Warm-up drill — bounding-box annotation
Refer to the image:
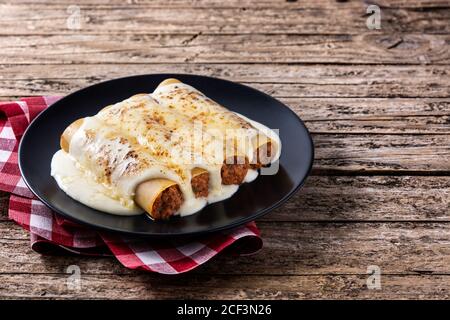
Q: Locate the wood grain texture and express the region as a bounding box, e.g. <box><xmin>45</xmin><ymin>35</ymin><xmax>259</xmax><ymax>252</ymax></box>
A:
<box><xmin>1</xmin><ymin>0</ymin><xmax>449</xmax><ymax>300</ymax></box>
<box><xmin>313</xmin><ymin>134</ymin><xmax>450</xmax><ymax>174</ymax></box>
<box><xmin>1</xmin><ymin>64</ymin><xmax>450</xmax><ymax>99</ymax></box>
<box><xmin>2</xmin><ymin>273</ymin><xmax>450</xmax><ymax>299</ymax></box>
<box><xmin>6</xmin><ymin>0</ymin><xmax>450</xmax><ymax>7</ymax></box>
<box><xmin>270</xmin><ymin>176</ymin><xmax>450</xmax><ymax>221</ymax></box>
<box><xmin>1</xmin><ymin>1</ymin><xmax>449</xmax><ymax>35</ymax></box>
<box><xmin>1</xmin><ymin>220</ymin><xmax>450</xmax><ymax>276</ymax></box>
<box><xmin>293</xmin><ymin>98</ymin><xmax>450</xmax><ymax>134</ymax></box>
<box><xmin>1</xmin><ymin>33</ymin><xmax>449</xmax><ymax>65</ymax></box>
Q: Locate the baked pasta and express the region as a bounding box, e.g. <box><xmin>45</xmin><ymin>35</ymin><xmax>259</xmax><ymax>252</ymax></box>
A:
<box><xmin>51</xmin><ymin>79</ymin><xmax>281</xmax><ymax>220</ymax></box>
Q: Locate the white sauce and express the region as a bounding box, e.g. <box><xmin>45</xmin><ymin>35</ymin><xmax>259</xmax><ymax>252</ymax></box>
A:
<box><xmin>51</xmin><ymin>149</ymin><xmax>143</xmax><ymax>215</ymax></box>
<box><xmin>244</xmin><ymin>169</ymin><xmax>259</xmax><ymax>183</ymax></box>
<box><xmin>51</xmin><ymin>87</ymin><xmax>281</xmax><ymax>217</ymax></box>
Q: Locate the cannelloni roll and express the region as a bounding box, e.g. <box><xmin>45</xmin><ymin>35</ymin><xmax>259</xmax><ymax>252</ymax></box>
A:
<box><xmin>153</xmin><ymin>79</ymin><xmax>277</xmax><ymax>172</ymax></box>
<box><xmin>51</xmin><ymin>78</ymin><xmax>281</xmax><ymax>220</ymax></box>
<box><xmin>57</xmin><ymin>95</ymin><xmax>213</xmax><ymax>219</ymax></box>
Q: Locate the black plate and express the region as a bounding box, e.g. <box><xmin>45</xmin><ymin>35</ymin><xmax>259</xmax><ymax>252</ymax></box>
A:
<box><xmin>19</xmin><ymin>74</ymin><xmax>313</xmax><ymax>237</ymax></box>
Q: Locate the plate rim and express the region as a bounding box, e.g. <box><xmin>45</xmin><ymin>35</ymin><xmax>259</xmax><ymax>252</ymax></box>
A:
<box><xmin>18</xmin><ymin>73</ymin><xmax>314</xmax><ymax>237</ymax></box>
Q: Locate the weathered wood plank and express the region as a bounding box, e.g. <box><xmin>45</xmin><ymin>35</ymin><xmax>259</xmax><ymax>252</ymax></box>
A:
<box><xmin>1</xmin><ymin>273</ymin><xmax>450</xmax><ymax>299</ymax></box>
<box><xmin>1</xmin><ymin>63</ymin><xmax>449</xmax><ymax>87</ymax></box>
<box><xmin>270</xmin><ymin>176</ymin><xmax>450</xmax><ymax>221</ymax></box>
<box><xmin>313</xmin><ymin>134</ymin><xmax>450</xmax><ymax>174</ymax></box>
<box><xmin>1</xmin><ymin>2</ymin><xmax>449</xmax><ymax>35</ymax></box>
<box><xmin>1</xmin><ymin>176</ymin><xmax>449</xmax><ymax>223</ymax></box>
<box><xmin>306</xmin><ymin>117</ymin><xmax>450</xmax><ymax>134</ymax></box>
<box><xmin>0</xmin><ymin>64</ymin><xmax>449</xmax><ymax>99</ymax></box>
<box><xmin>291</xmin><ymin>98</ymin><xmax>450</xmax><ymax>134</ymax></box>
<box><xmin>0</xmin><ymin>34</ymin><xmax>448</xmax><ymax>64</ymax></box>
<box><xmin>1</xmin><ymin>221</ymin><xmax>450</xmax><ymax>276</ymax></box>
<box><xmin>7</xmin><ymin>0</ymin><xmax>450</xmax><ymax>8</ymax></box>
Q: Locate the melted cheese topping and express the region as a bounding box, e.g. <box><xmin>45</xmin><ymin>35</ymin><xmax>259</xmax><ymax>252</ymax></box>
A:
<box><xmin>51</xmin><ymin>83</ymin><xmax>281</xmax><ymax>216</ymax></box>
<box><xmin>153</xmin><ymin>83</ymin><xmax>263</xmax><ymax>162</ymax></box>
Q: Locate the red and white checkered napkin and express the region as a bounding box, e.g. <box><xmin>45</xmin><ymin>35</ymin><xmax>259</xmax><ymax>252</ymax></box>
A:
<box><xmin>0</xmin><ymin>96</ymin><xmax>262</xmax><ymax>274</ymax></box>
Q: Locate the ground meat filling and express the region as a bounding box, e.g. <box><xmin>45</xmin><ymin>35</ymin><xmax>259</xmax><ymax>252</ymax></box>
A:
<box><xmin>151</xmin><ymin>185</ymin><xmax>183</xmax><ymax>220</ymax></box>
<box><xmin>221</xmin><ymin>156</ymin><xmax>249</xmax><ymax>185</ymax></box>
<box><xmin>191</xmin><ymin>172</ymin><xmax>209</xmax><ymax>198</ymax></box>
<box><xmin>251</xmin><ymin>141</ymin><xmax>273</xmax><ymax>169</ymax></box>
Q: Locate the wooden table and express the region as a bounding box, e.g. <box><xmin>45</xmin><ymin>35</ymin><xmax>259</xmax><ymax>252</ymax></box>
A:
<box><xmin>0</xmin><ymin>0</ymin><xmax>449</xmax><ymax>299</ymax></box>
